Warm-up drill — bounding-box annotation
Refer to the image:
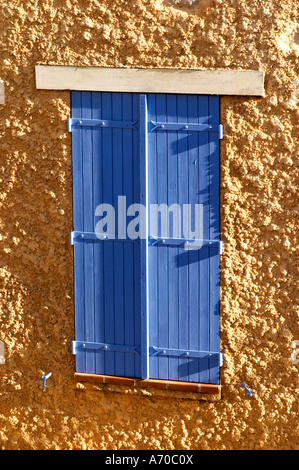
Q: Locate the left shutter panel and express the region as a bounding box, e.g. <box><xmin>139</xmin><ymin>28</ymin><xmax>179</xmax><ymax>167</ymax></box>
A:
<box><xmin>70</xmin><ymin>91</ymin><xmax>142</xmax><ymax>377</ymax></box>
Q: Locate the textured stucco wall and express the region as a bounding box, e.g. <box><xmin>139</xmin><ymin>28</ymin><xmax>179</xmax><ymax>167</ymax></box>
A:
<box><xmin>0</xmin><ymin>0</ymin><xmax>298</xmax><ymax>450</ymax></box>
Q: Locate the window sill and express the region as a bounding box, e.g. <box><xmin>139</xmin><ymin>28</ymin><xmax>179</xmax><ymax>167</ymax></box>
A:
<box><xmin>74</xmin><ymin>373</ymin><xmax>221</xmax><ymax>401</ymax></box>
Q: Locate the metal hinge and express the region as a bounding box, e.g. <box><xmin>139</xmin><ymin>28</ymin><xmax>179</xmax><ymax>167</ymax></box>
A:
<box><xmin>67</xmin><ymin>118</ymin><xmax>138</xmax><ymax>132</ymax></box>
<box><xmin>70</xmin><ymin>231</ymin><xmax>138</xmax><ymax>245</ymax></box>
<box><xmin>150</xmin><ymin>346</ymin><xmax>223</xmax><ymax>366</ymax></box>
<box><xmin>151</xmin><ymin>236</ymin><xmax>223</xmax><ymax>253</ymax></box>
<box><xmin>151</xmin><ymin>121</ymin><xmax>223</xmax><ymax>139</ymax></box>
<box><xmin>72</xmin><ymin>341</ymin><xmax>140</xmax><ymax>355</ymax></box>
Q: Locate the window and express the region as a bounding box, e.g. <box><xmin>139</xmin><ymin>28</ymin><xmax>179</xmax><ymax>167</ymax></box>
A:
<box><xmin>69</xmin><ymin>91</ymin><xmax>222</xmax><ymax>386</ymax></box>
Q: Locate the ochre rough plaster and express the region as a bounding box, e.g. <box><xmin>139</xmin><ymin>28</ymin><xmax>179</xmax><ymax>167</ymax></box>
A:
<box><xmin>0</xmin><ymin>0</ymin><xmax>298</xmax><ymax>450</ymax></box>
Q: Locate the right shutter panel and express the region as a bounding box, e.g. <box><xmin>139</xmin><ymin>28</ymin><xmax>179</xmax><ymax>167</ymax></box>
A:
<box><xmin>147</xmin><ymin>94</ymin><xmax>221</xmax><ymax>385</ymax></box>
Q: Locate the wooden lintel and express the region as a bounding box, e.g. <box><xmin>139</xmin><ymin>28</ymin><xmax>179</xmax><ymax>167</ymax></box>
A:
<box><xmin>35</xmin><ymin>65</ymin><xmax>265</xmax><ymax>96</ymax></box>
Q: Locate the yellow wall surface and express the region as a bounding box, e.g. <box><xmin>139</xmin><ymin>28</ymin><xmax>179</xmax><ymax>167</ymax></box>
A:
<box><xmin>0</xmin><ymin>0</ymin><xmax>298</xmax><ymax>450</ymax></box>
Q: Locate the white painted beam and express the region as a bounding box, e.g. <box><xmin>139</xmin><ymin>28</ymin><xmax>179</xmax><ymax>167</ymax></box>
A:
<box><xmin>35</xmin><ymin>65</ymin><xmax>265</xmax><ymax>96</ymax></box>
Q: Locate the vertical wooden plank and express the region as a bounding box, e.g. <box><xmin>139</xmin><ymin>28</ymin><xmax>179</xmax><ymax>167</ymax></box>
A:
<box><xmin>187</xmin><ymin>95</ymin><xmax>200</xmax><ymax>382</ymax></box>
<box><xmin>81</xmin><ymin>91</ymin><xmax>95</xmax><ymax>374</ymax></box>
<box><xmin>156</xmin><ymin>94</ymin><xmax>169</xmax><ymax>381</ymax></box>
<box><xmin>147</xmin><ymin>93</ymin><xmax>158</xmax><ymax>379</ymax></box>
<box><xmin>71</xmin><ymin>91</ymin><xmax>85</xmax><ymax>373</ymax></box>
<box><xmin>198</xmin><ymin>95</ymin><xmax>210</xmax><ymax>384</ymax></box>
<box><xmin>208</xmin><ymin>96</ymin><xmax>221</xmax><ymax>384</ymax></box>
<box><xmin>112</xmin><ymin>93</ymin><xmax>125</xmax><ymax>377</ymax></box>
<box><xmin>102</xmin><ymin>92</ymin><xmax>115</xmax><ymax>375</ymax></box>
<box><xmin>177</xmin><ymin>94</ymin><xmax>189</xmax><ymax>381</ymax></box>
<box><xmin>133</xmin><ymin>93</ymin><xmax>142</xmax><ymax>378</ymax></box>
<box><xmin>166</xmin><ymin>94</ymin><xmax>179</xmax><ymax>381</ymax></box>
<box><xmin>139</xmin><ymin>94</ymin><xmax>149</xmax><ymax>379</ymax></box>
<box><xmin>91</xmin><ymin>92</ymin><xmax>105</xmax><ymax>375</ymax></box>
<box><xmin>122</xmin><ymin>93</ymin><xmax>135</xmax><ymax>378</ymax></box>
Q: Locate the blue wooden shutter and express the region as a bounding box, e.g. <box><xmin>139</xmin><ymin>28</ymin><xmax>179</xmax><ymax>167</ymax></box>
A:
<box><xmin>147</xmin><ymin>94</ymin><xmax>222</xmax><ymax>385</ymax></box>
<box><xmin>70</xmin><ymin>92</ymin><xmax>222</xmax><ymax>384</ymax></box>
<box><xmin>70</xmin><ymin>91</ymin><xmax>142</xmax><ymax>377</ymax></box>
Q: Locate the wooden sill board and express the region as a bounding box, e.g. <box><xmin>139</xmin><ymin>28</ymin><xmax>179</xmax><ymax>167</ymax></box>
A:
<box><xmin>74</xmin><ymin>372</ymin><xmax>220</xmax><ymax>394</ymax></box>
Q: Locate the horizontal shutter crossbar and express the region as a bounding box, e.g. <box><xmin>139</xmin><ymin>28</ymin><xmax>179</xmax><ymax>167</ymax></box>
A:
<box><xmin>70</xmin><ymin>231</ymin><xmax>137</xmax><ymax>245</ymax></box>
<box><xmin>68</xmin><ymin>118</ymin><xmax>138</xmax><ymax>132</ymax></box>
<box><xmin>151</xmin><ymin>236</ymin><xmax>223</xmax><ymax>251</ymax></box>
<box><xmin>72</xmin><ymin>341</ymin><xmax>140</xmax><ymax>355</ymax></box>
<box><xmin>151</xmin><ymin>121</ymin><xmax>223</xmax><ymax>138</ymax></box>
<box><xmin>150</xmin><ymin>346</ymin><xmax>222</xmax><ymax>365</ymax></box>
